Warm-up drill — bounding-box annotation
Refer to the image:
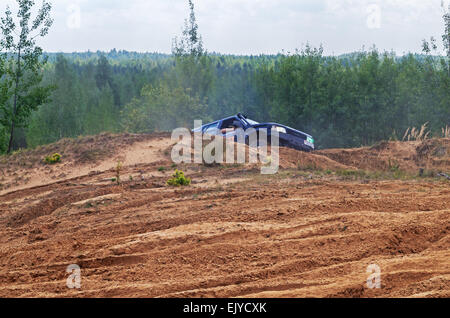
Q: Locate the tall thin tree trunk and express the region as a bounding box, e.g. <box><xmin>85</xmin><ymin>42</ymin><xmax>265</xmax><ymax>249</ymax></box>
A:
<box><xmin>7</xmin><ymin>47</ymin><xmax>21</xmax><ymax>154</ymax></box>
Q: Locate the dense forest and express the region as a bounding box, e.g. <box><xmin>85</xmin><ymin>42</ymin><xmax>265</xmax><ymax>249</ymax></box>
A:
<box><xmin>0</xmin><ymin>1</ymin><xmax>449</xmax><ymax>153</ymax></box>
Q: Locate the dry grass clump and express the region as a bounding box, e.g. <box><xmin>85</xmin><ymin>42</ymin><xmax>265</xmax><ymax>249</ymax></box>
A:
<box><xmin>403</xmin><ymin>123</ymin><xmax>431</xmax><ymax>141</ymax></box>
<box><xmin>442</xmin><ymin>126</ymin><xmax>450</xmax><ymax>138</ymax></box>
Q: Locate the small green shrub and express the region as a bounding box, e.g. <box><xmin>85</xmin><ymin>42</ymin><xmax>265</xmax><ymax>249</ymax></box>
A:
<box><xmin>167</xmin><ymin>169</ymin><xmax>191</xmax><ymax>187</ymax></box>
<box><xmin>44</xmin><ymin>153</ymin><xmax>61</xmax><ymax>164</ymax></box>
<box><xmin>158</xmin><ymin>167</ymin><xmax>166</xmax><ymax>172</ymax></box>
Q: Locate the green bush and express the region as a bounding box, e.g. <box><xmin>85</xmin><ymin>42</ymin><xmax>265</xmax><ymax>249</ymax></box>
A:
<box><xmin>167</xmin><ymin>169</ymin><xmax>191</xmax><ymax>187</ymax></box>
<box><xmin>44</xmin><ymin>153</ymin><xmax>61</xmax><ymax>164</ymax></box>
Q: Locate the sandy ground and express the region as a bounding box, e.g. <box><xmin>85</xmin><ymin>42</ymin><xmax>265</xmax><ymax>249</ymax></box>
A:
<box><xmin>0</xmin><ymin>134</ymin><xmax>448</xmax><ymax>298</ymax></box>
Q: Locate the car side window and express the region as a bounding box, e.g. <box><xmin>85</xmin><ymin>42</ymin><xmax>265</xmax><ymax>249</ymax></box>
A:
<box><xmin>219</xmin><ymin>119</ymin><xmax>232</xmax><ymax>129</ymax></box>
<box><xmin>220</xmin><ymin>117</ymin><xmax>243</xmax><ymax>129</ymax></box>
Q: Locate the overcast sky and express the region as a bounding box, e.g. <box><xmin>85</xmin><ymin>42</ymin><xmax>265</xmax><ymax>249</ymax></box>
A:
<box><xmin>1</xmin><ymin>0</ymin><xmax>449</xmax><ymax>55</ymax></box>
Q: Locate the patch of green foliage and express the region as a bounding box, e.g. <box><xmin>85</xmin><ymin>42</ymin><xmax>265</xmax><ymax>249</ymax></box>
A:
<box><xmin>167</xmin><ymin>169</ymin><xmax>191</xmax><ymax>187</ymax></box>
<box><xmin>0</xmin><ymin>0</ymin><xmax>54</xmax><ymax>154</ymax></box>
<box><xmin>44</xmin><ymin>153</ymin><xmax>61</xmax><ymax>165</ymax></box>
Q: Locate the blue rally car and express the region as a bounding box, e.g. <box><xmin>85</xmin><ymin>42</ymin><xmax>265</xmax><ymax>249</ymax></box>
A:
<box><xmin>193</xmin><ymin>113</ymin><xmax>315</xmax><ymax>152</ymax></box>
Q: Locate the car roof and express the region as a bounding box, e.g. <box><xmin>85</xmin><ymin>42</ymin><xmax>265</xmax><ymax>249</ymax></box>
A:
<box><xmin>203</xmin><ymin>115</ymin><xmax>240</xmax><ymax>126</ymax></box>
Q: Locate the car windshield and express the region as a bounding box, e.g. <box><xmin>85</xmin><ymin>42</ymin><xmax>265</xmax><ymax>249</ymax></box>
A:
<box><xmin>204</xmin><ymin>122</ymin><xmax>219</xmax><ymax>132</ymax></box>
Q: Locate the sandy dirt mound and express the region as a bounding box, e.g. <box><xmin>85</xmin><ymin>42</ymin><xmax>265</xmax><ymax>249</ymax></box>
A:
<box><xmin>318</xmin><ymin>139</ymin><xmax>450</xmax><ymax>173</ymax></box>
<box><xmin>414</xmin><ymin>139</ymin><xmax>450</xmax><ymax>171</ymax></box>
<box><xmin>194</xmin><ymin>137</ymin><xmax>450</xmax><ymax>174</ymax></box>
<box><xmin>278</xmin><ymin>147</ymin><xmax>352</xmax><ymax>170</ymax></box>
<box><xmin>0</xmin><ymin>132</ymin><xmax>173</xmax><ymax>195</ymax></box>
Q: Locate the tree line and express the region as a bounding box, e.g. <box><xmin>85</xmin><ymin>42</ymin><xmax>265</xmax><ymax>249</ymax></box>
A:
<box><xmin>0</xmin><ymin>0</ymin><xmax>449</xmax><ymax>153</ymax></box>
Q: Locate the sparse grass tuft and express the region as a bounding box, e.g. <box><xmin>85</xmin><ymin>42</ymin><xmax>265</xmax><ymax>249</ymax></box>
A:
<box><xmin>418</xmin><ymin>169</ymin><xmax>437</xmax><ymax>178</ymax></box>
<box><xmin>388</xmin><ymin>158</ymin><xmax>400</xmax><ymax>172</ymax></box>
<box><xmin>115</xmin><ymin>161</ymin><xmax>122</xmax><ymax>185</ymax></box>
<box><xmin>336</xmin><ymin>169</ymin><xmax>367</xmax><ymax>180</ymax></box>
<box><xmin>297</xmin><ymin>161</ymin><xmax>320</xmax><ymax>171</ymax></box>
<box><xmin>334</xmin><ymin>168</ymin><xmax>411</xmax><ymax>180</ymax></box>
<box><xmin>77</xmin><ymin>149</ymin><xmax>104</xmax><ymax>163</ymax></box>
